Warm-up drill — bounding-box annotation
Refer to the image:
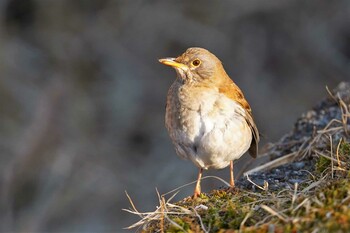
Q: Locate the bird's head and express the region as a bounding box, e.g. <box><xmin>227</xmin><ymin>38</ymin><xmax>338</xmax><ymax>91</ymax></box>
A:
<box><xmin>159</xmin><ymin>47</ymin><xmax>226</xmax><ymax>85</ymax></box>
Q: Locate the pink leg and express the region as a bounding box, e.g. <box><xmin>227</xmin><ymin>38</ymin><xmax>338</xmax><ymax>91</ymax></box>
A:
<box><xmin>230</xmin><ymin>161</ymin><xmax>235</xmax><ymax>188</ymax></box>
<box><xmin>193</xmin><ymin>168</ymin><xmax>203</xmax><ymax>198</ymax></box>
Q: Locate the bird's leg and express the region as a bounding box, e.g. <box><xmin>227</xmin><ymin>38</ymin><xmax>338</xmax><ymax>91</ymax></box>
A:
<box><xmin>193</xmin><ymin>168</ymin><xmax>203</xmax><ymax>198</ymax></box>
<box><xmin>230</xmin><ymin>161</ymin><xmax>235</xmax><ymax>189</ymax></box>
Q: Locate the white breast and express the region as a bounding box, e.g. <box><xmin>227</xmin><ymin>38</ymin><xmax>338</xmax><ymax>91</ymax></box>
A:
<box><xmin>167</xmin><ymin>88</ymin><xmax>252</xmax><ymax>170</ymax></box>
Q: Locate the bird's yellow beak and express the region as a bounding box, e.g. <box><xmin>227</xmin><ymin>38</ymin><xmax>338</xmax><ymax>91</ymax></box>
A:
<box><xmin>158</xmin><ymin>58</ymin><xmax>188</xmax><ymax>71</ymax></box>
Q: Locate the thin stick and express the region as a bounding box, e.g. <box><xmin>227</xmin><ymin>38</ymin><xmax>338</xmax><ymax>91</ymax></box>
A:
<box><xmin>301</xmin><ymin>175</ymin><xmax>327</xmax><ymax>193</ymax></box>
<box><xmin>292</xmin><ymin>198</ymin><xmax>310</xmax><ymax>214</ymax></box>
<box><xmin>329</xmin><ymin>134</ymin><xmax>334</xmax><ymax>179</ymax></box>
<box><xmin>317</xmin><ymin>119</ymin><xmax>342</xmax><ymax>133</ymax></box>
<box><xmin>291</xmin><ymin>183</ymin><xmax>298</xmax><ymax>208</ymax></box>
<box><xmin>164</xmin><ymin>215</ymin><xmax>186</xmax><ymax>231</ymax></box>
<box><xmin>336</xmin><ymin>138</ymin><xmax>343</xmax><ymax>167</ymax></box>
<box><xmin>245</xmin><ymin>174</ymin><xmax>267</xmax><ymax>191</ymax></box>
<box><xmin>239</xmin><ymin>211</ymin><xmax>252</xmax><ymax>232</ymax></box>
<box><xmin>260</xmin><ymin>204</ymin><xmax>288</xmax><ymax>223</ymax></box>
<box><xmin>244</xmin><ymin>152</ymin><xmax>297</xmax><ymax>176</ymax></box>
<box><xmin>157</xmin><ymin>189</ymin><xmax>164</xmax><ymax>233</ymax></box>
<box><xmin>313</xmin><ymin>150</ymin><xmax>346</xmax><ymax>166</ymax></box>
<box><xmin>125</xmin><ymin>191</ymin><xmax>142</xmax><ymax>217</ymax></box>
<box><xmin>192</xmin><ymin>207</ymin><xmax>209</xmax><ymax>233</ymax></box>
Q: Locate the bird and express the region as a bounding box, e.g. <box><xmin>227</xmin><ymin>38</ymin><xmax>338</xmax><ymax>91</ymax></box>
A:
<box><xmin>159</xmin><ymin>47</ymin><xmax>259</xmax><ymax>198</ymax></box>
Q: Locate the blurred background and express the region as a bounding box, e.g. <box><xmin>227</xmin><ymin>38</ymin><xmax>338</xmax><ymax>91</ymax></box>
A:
<box><xmin>0</xmin><ymin>0</ymin><xmax>349</xmax><ymax>231</ymax></box>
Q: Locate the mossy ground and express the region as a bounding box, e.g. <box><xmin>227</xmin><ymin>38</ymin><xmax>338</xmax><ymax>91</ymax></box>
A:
<box><xmin>139</xmin><ymin>140</ymin><xmax>350</xmax><ymax>233</ymax></box>
<box><xmin>126</xmin><ymin>84</ymin><xmax>350</xmax><ymax>232</ymax></box>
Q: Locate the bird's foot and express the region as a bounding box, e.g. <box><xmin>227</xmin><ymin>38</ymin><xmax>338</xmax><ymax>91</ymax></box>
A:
<box><xmin>228</xmin><ymin>185</ymin><xmax>237</xmax><ymax>194</ymax></box>
<box><xmin>193</xmin><ymin>189</ymin><xmax>201</xmax><ymax>199</ymax></box>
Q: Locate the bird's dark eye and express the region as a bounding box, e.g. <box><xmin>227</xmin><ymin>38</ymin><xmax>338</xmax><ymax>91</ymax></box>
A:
<box><xmin>192</xmin><ymin>59</ymin><xmax>201</xmax><ymax>67</ymax></box>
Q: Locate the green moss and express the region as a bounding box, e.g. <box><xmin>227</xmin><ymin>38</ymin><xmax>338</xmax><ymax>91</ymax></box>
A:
<box><xmin>308</xmin><ymin>179</ymin><xmax>350</xmax><ymax>231</ymax></box>
<box><xmin>315</xmin><ymin>140</ymin><xmax>350</xmax><ymax>175</ymax></box>
<box><xmin>143</xmin><ymin>174</ymin><xmax>350</xmax><ymax>232</ymax></box>
<box><xmin>316</xmin><ymin>155</ymin><xmax>331</xmax><ymax>173</ymax></box>
<box><xmin>339</xmin><ymin>140</ymin><xmax>350</xmax><ymax>157</ymax></box>
<box><xmin>339</xmin><ymin>140</ymin><xmax>350</xmax><ymax>173</ymax></box>
<box><xmin>142</xmin><ymin>139</ymin><xmax>350</xmax><ymax>232</ymax></box>
<box><xmin>167</xmin><ymin>217</ymin><xmax>191</xmax><ymax>232</ymax></box>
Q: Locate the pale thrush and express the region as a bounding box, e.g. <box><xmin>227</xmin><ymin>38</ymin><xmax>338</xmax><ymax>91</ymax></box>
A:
<box><xmin>159</xmin><ymin>47</ymin><xmax>259</xmax><ymax>198</ymax></box>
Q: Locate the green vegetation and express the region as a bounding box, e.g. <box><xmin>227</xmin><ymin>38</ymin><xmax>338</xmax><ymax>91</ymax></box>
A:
<box><xmin>127</xmin><ymin>139</ymin><xmax>350</xmax><ymax>232</ymax></box>
<box><xmin>125</xmin><ymin>87</ymin><xmax>350</xmax><ymax>232</ymax></box>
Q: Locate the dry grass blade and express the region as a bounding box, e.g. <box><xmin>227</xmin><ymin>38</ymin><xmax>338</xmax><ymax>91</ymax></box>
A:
<box><xmin>166</xmin><ymin>203</ymin><xmax>193</xmax><ymax>214</ymax></box>
<box><xmin>329</xmin><ymin>134</ymin><xmax>334</xmax><ymax>178</ymax></box>
<box><xmin>123</xmin><ymin>190</ymin><xmax>193</xmax><ymax>230</ymax></box>
<box><xmin>124</xmin><ymin>191</ymin><xmax>142</xmax><ymax>218</ymax></box>
<box><xmin>326</xmin><ymin>85</ymin><xmax>349</xmax><ymax>135</ymax></box>
<box><xmin>164</xmin><ymin>215</ymin><xmax>187</xmax><ymax>232</ymax></box>
<box><xmin>162</xmin><ymin>180</ymin><xmax>199</xmax><ymax>197</ymax></box>
<box><xmin>165</xmin><ymin>191</ymin><xmax>180</xmax><ymax>204</ymax></box>
<box><xmin>317</xmin><ymin>126</ymin><xmax>344</xmax><ymax>134</ymax></box>
<box><xmin>325</xmin><ymin>85</ymin><xmax>335</xmax><ymax>101</ymax></box>
<box><xmin>192</xmin><ymin>207</ymin><xmax>209</xmax><ymax>233</ymax></box>
<box><xmin>341</xmin><ymin>195</ymin><xmax>350</xmax><ymax>205</ymax></box>
<box><xmin>301</xmin><ymin>175</ymin><xmax>327</xmax><ymax>193</ymax></box>
<box><xmin>292</xmin><ymin>198</ymin><xmax>310</xmax><ymax>214</ymax></box>
<box><xmin>313</xmin><ymin>150</ymin><xmax>346</xmax><ymax>166</ymax></box>
<box><xmin>239</xmin><ymin>211</ymin><xmax>252</xmax><ymax>232</ymax></box>
<box><xmin>316</xmin><ymin>119</ymin><xmax>342</xmax><ymax>133</ymax></box>
<box><xmin>260</xmin><ymin>204</ymin><xmax>289</xmax><ymax>223</ymax></box>
<box><xmin>123</xmin><ymin>176</ymin><xmax>234</xmax><ymax>230</ymax></box>
<box><xmin>291</xmin><ymin>183</ymin><xmax>298</xmax><ymax>208</ymax></box>
<box><xmin>244</xmin><ymin>152</ymin><xmax>298</xmax><ymax>176</ymax></box>
<box><xmin>338</xmin><ymin>94</ymin><xmax>350</xmax><ymax>135</ymax></box>
<box><xmin>245</xmin><ymin>174</ymin><xmax>268</xmax><ymax>191</ymax></box>
<box><xmin>336</xmin><ymin>138</ymin><xmax>343</xmax><ymax>167</ymax></box>
<box><xmin>201</xmin><ymin>175</ymin><xmax>231</xmax><ymax>187</ymax></box>
<box><xmin>158</xmin><ymin>190</ymin><xmax>165</xmax><ymax>233</ymax></box>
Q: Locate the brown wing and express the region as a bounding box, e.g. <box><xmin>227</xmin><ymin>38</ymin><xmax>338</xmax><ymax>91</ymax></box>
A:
<box><xmin>219</xmin><ymin>81</ymin><xmax>260</xmax><ymax>158</ymax></box>
<box><xmin>244</xmin><ymin>109</ymin><xmax>260</xmax><ymax>158</ymax></box>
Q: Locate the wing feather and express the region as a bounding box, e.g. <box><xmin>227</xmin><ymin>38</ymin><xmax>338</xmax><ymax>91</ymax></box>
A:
<box><xmin>219</xmin><ymin>81</ymin><xmax>260</xmax><ymax>158</ymax></box>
